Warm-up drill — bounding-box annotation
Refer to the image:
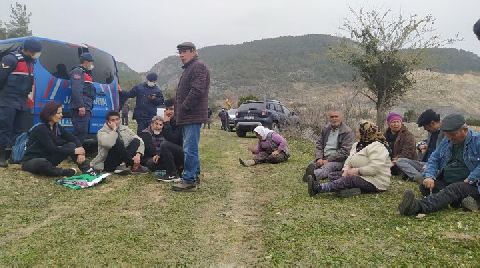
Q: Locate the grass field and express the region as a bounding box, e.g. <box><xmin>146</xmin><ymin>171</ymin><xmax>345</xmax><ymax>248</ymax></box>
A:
<box><xmin>1</xmin><ymin>125</ymin><xmax>479</xmax><ymax>265</ymax></box>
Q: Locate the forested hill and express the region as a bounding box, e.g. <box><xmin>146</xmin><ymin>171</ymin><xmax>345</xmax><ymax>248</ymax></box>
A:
<box><xmin>148</xmin><ymin>34</ymin><xmax>480</xmax><ymax>90</ymax></box>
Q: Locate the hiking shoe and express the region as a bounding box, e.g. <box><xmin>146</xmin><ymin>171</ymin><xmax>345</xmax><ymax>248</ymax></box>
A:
<box><xmin>336</xmin><ymin>188</ymin><xmax>362</xmax><ymax>198</ymax></box>
<box><xmin>157</xmin><ymin>175</ymin><xmax>177</xmax><ymax>182</ymax></box>
<box><xmin>303</xmin><ymin>162</ymin><xmax>315</xmax><ymax>182</ymax></box>
<box><xmin>114</xmin><ymin>163</ymin><xmax>131</xmax><ymax>175</ymax></box>
<box><xmin>172</xmin><ymin>180</ymin><xmax>197</xmax><ymax>192</ymax></box>
<box><xmin>131</xmin><ymin>164</ymin><xmax>149</xmax><ymax>174</ymax></box>
<box><xmin>62</xmin><ymin>168</ymin><xmax>77</xmax><ymax>177</ymax></box>
<box><xmin>398</xmin><ymin>190</ymin><xmax>420</xmax><ymax>216</ymax></box>
<box><xmin>461</xmin><ymin>196</ymin><xmax>479</xmax><ymax>212</ymax></box>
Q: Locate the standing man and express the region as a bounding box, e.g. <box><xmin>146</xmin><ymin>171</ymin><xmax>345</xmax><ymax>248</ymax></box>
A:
<box><xmin>70</xmin><ymin>52</ymin><xmax>96</xmax><ymax>143</ymax></box>
<box><xmin>203</xmin><ymin>107</ymin><xmax>212</xmax><ymax>129</ymax></box>
<box><xmin>121</xmin><ymin>101</ymin><xmax>130</xmax><ymax>126</ymax></box>
<box><xmin>121</xmin><ymin>72</ymin><xmax>164</xmax><ymax>135</ymax></box>
<box><xmin>218</xmin><ymin>108</ymin><xmax>228</xmax><ymax>130</ymax></box>
<box><xmin>172</xmin><ymin>42</ymin><xmax>210</xmax><ymax>192</ymax></box>
<box><xmin>0</xmin><ymin>38</ymin><xmax>42</xmax><ymax>167</ymax></box>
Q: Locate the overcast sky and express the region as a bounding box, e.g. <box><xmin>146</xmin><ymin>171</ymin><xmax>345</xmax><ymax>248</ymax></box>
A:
<box><xmin>2</xmin><ymin>0</ymin><xmax>479</xmax><ymax>72</ymax></box>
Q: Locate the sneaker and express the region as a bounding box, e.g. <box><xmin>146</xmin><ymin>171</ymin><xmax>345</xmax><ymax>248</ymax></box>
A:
<box><xmin>114</xmin><ymin>163</ymin><xmax>131</xmax><ymax>175</ymax></box>
<box><xmin>157</xmin><ymin>175</ymin><xmax>177</xmax><ymax>182</ymax></box>
<box><xmin>131</xmin><ymin>164</ymin><xmax>149</xmax><ymax>174</ymax></box>
<box><xmin>461</xmin><ymin>196</ymin><xmax>479</xmax><ymax>212</ymax></box>
<box><xmin>398</xmin><ymin>190</ymin><xmax>420</xmax><ymax>216</ymax></box>
<box><xmin>62</xmin><ymin>168</ymin><xmax>77</xmax><ymax>177</ymax></box>
<box><xmin>172</xmin><ymin>180</ymin><xmax>197</xmax><ymax>192</ymax></box>
<box><xmin>303</xmin><ymin>162</ymin><xmax>315</xmax><ymax>182</ymax></box>
<box><xmin>83</xmin><ymin>167</ymin><xmax>99</xmax><ymax>176</ymax></box>
<box><xmin>336</xmin><ymin>188</ymin><xmax>362</xmax><ymax>198</ymax></box>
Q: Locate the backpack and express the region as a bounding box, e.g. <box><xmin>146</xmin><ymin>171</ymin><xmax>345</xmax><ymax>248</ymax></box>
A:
<box><xmin>10</xmin><ymin>123</ymin><xmax>42</xmax><ymax>163</ymax></box>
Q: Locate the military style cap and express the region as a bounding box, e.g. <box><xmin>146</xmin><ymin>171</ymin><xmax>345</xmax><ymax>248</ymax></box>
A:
<box><xmin>176</xmin><ymin>42</ymin><xmax>196</xmax><ymax>50</ymax></box>
<box><xmin>80</xmin><ymin>52</ymin><xmax>94</xmax><ymax>62</ymax></box>
<box><xmin>23</xmin><ymin>38</ymin><xmax>42</xmax><ymax>52</ymax></box>
<box><xmin>440</xmin><ymin>113</ymin><xmax>466</xmax><ymax>132</ymax></box>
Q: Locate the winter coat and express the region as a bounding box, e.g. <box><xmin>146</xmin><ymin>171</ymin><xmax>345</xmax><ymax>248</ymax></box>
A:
<box><xmin>90</xmin><ymin>124</ymin><xmax>145</xmax><ymax>171</ymax></box>
<box><xmin>344</xmin><ymin>141</ymin><xmax>392</xmax><ymax>191</ymax></box>
<box><xmin>315</xmin><ymin>123</ymin><xmax>355</xmax><ymax>162</ymax></box>
<box><xmin>122</xmin><ymin>82</ymin><xmax>164</xmax><ymax>121</ymax></box>
<box><xmin>385</xmin><ymin>125</ymin><xmax>417</xmax><ymax>160</ymax></box>
<box><xmin>175</xmin><ymin>57</ymin><xmax>210</xmax><ymax>125</ymax></box>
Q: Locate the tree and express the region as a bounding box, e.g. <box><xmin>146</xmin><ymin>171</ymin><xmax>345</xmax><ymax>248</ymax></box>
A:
<box><xmin>0</xmin><ymin>20</ymin><xmax>7</xmax><ymax>40</ymax></box>
<box><xmin>6</xmin><ymin>2</ymin><xmax>32</xmax><ymax>38</ymax></box>
<box><xmin>332</xmin><ymin>8</ymin><xmax>456</xmax><ymax>129</ymax></box>
<box><xmin>238</xmin><ymin>95</ymin><xmax>259</xmax><ymax>106</ymax></box>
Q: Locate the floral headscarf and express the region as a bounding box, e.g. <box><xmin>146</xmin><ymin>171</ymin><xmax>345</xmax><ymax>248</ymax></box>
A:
<box><xmin>356</xmin><ymin>120</ymin><xmax>390</xmax><ymax>152</ymax></box>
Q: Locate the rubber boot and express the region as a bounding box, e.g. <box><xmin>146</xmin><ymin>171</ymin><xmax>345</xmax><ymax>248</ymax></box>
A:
<box><xmin>0</xmin><ymin>150</ymin><xmax>8</xmax><ymax>168</ymax></box>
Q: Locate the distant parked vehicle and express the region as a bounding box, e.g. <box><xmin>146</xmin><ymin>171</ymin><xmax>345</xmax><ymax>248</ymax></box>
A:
<box><xmin>227</xmin><ymin>108</ymin><xmax>237</xmax><ymax>132</ymax></box>
<box><xmin>234</xmin><ymin>100</ymin><xmax>298</xmax><ymax>137</ymax></box>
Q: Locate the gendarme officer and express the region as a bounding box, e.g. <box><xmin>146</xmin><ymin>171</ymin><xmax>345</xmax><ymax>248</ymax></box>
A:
<box><xmin>0</xmin><ymin>38</ymin><xmax>42</xmax><ymax>167</ymax></box>
<box><xmin>70</xmin><ymin>52</ymin><xmax>96</xmax><ymax>143</ymax></box>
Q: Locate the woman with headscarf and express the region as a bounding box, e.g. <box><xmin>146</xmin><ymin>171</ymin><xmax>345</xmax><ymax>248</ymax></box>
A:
<box><xmin>307</xmin><ymin>121</ymin><xmax>391</xmax><ymax>197</ymax></box>
<box><xmin>384</xmin><ymin>112</ymin><xmax>416</xmax><ymax>175</ymax></box>
<box><xmin>239</xmin><ymin>126</ymin><xmax>290</xmax><ymax>167</ymax></box>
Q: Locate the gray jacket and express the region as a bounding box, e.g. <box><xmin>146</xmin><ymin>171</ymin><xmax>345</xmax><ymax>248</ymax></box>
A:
<box><xmin>90</xmin><ymin>124</ymin><xmax>145</xmax><ymax>171</ymax></box>
<box><xmin>315</xmin><ymin>122</ymin><xmax>355</xmax><ymax>163</ymax></box>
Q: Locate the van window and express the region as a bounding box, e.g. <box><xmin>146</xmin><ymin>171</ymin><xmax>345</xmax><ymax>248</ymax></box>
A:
<box><xmin>89</xmin><ymin>47</ymin><xmax>116</xmax><ymax>84</ymax></box>
<box><xmin>38</xmin><ymin>41</ymin><xmax>116</xmax><ymax>84</ymax></box>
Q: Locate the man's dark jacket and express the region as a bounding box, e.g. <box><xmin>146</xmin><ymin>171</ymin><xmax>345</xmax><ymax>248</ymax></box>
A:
<box><xmin>175</xmin><ymin>57</ymin><xmax>210</xmax><ymax>125</ymax></box>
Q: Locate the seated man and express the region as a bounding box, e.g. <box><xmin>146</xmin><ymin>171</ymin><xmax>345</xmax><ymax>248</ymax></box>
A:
<box><xmin>396</xmin><ymin>109</ymin><xmax>445</xmax><ymax>183</ymax></box>
<box><xmin>90</xmin><ymin>111</ymin><xmax>148</xmax><ymax>174</ymax></box>
<box><xmin>398</xmin><ymin>114</ymin><xmax>480</xmax><ymax>216</ymax></box>
<box><xmin>139</xmin><ymin>116</ymin><xmax>184</xmax><ymax>181</ymax></box>
<box><xmin>302</xmin><ymin>110</ymin><xmax>354</xmax><ymax>182</ymax></box>
<box><xmin>162</xmin><ymin>99</ymin><xmax>182</xmax><ymax>146</ymax></box>
<box><xmin>384</xmin><ymin>112</ymin><xmax>417</xmax><ymax>175</ymax></box>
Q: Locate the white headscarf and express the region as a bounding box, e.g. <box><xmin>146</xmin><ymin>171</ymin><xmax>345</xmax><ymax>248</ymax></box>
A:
<box><xmin>253</xmin><ymin>126</ymin><xmax>274</xmax><ymax>140</ymax></box>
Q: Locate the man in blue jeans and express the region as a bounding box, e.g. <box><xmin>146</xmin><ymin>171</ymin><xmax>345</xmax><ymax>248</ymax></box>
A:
<box><xmin>172</xmin><ymin>42</ymin><xmax>210</xmax><ymax>192</ymax></box>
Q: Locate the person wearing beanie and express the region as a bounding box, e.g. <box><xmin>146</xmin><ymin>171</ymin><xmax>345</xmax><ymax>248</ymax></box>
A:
<box><xmin>384</xmin><ymin>112</ymin><xmax>416</xmax><ymax>175</ymax></box>
<box><xmin>0</xmin><ymin>37</ymin><xmax>42</xmax><ymax>167</ymax></box>
<box><xmin>396</xmin><ymin>109</ymin><xmax>445</xmax><ymax>183</ymax></box>
<box><xmin>474</xmin><ymin>19</ymin><xmax>480</xmax><ymax>40</ymax></box>
<box><xmin>398</xmin><ymin>113</ymin><xmax>480</xmax><ymax>216</ymax></box>
<box><xmin>120</xmin><ymin>72</ymin><xmax>164</xmax><ymax>135</ymax></box>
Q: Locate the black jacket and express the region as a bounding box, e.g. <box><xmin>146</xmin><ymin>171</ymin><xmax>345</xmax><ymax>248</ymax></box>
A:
<box><xmin>23</xmin><ymin>123</ymin><xmax>81</xmax><ymax>161</ymax></box>
<box><xmin>163</xmin><ymin>118</ymin><xmax>182</xmax><ymax>146</ymax></box>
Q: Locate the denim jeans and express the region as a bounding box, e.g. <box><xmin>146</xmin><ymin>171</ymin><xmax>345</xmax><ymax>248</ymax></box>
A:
<box><xmin>182</xmin><ymin>123</ymin><xmax>201</xmax><ymax>183</ymax></box>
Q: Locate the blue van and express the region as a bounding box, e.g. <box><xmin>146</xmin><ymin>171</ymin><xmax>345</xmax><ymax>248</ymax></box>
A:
<box><xmin>0</xmin><ymin>36</ymin><xmax>120</xmax><ymax>140</ymax></box>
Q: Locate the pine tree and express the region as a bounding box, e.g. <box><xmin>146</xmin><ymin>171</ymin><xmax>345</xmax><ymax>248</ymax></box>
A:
<box><xmin>6</xmin><ymin>2</ymin><xmax>32</xmax><ymax>38</ymax></box>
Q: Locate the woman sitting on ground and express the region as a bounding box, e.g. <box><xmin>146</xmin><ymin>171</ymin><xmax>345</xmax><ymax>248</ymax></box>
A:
<box><xmin>22</xmin><ymin>101</ymin><xmax>94</xmax><ymax>177</ymax></box>
<box><xmin>308</xmin><ymin>120</ymin><xmax>391</xmax><ymax>197</ymax></box>
<box><xmin>384</xmin><ymin>112</ymin><xmax>416</xmax><ymax>174</ymax></box>
<box><xmin>239</xmin><ymin>126</ymin><xmax>289</xmax><ymax>167</ymax></box>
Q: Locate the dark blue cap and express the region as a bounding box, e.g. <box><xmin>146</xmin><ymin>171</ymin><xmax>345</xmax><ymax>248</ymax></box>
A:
<box><xmin>146</xmin><ymin>72</ymin><xmax>158</xmax><ymax>82</ymax></box>
<box><xmin>80</xmin><ymin>52</ymin><xmax>94</xmax><ymax>62</ymax></box>
<box><xmin>164</xmin><ymin>99</ymin><xmax>174</xmax><ymax>107</ymax></box>
<box><xmin>23</xmin><ymin>38</ymin><xmax>42</xmax><ymax>53</ymax></box>
<box><xmin>474</xmin><ymin>19</ymin><xmax>480</xmax><ymax>39</ymax></box>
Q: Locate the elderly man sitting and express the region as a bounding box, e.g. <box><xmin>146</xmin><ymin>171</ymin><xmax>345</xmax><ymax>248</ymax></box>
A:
<box><xmin>398</xmin><ymin>114</ymin><xmax>480</xmax><ymax>216</ymax></box>
<box><xmin>302</xmin><ymin>110</ymin><xmax>355</xmax><ymax>182</ymax></box>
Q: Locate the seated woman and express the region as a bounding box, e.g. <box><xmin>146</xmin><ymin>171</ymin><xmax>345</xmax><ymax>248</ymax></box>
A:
<box><xmin>308</xmin><ymin>121</ymin><xmax>391</xmax><ymax>197</ymax></box>
<box><xmin>239</xmin><ymin>126</ymin><xmax>289</xmax><ymax>167</ymax></box>
<box><xmin>139</xmin><ymin>116</ymin><xmax>184</xmax><ymax>181</ymax></box>
<box><xmin>384</xmin><ymin>112</ymin><xmax>416</xmax><ymax>175</ymax></box>
<box><xmin>22</xmin><ymin>101</ymin><xmax>93</xmax><ymax>177</ymax></box>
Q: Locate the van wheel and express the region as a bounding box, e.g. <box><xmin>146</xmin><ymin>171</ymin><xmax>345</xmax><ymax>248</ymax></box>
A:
<box><xmin>236</xmin><ymin>130</ymin><xmax>246</xmax><ymax>137</ymax></box>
